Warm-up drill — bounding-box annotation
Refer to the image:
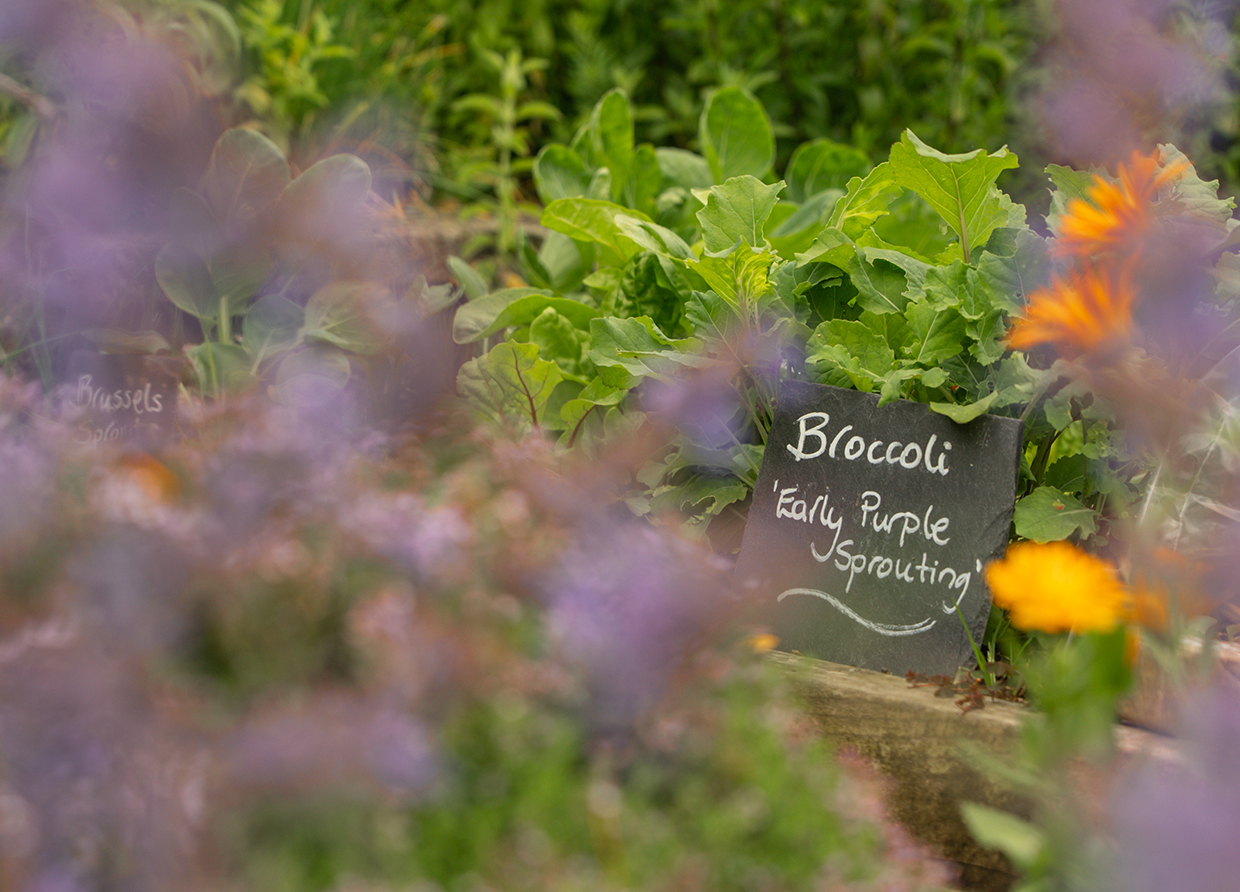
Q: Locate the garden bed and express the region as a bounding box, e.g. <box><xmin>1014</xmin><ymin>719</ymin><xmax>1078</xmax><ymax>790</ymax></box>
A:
<box><xmin>770</xmin><ymin>651</ymin><xmax>1181</xmax><ymax>892</ymax></box>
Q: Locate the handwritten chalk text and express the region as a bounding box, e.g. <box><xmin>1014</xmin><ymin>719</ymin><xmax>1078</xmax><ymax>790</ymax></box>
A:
<box><xmin>785</xmin><ymin>411</ymin><xmax>951</xmax><ymax>475</ymax></box>
<box><xmin>75</xmin><ymin>375</ymin><xmax>165</xmax><ymax>415</ymax></box>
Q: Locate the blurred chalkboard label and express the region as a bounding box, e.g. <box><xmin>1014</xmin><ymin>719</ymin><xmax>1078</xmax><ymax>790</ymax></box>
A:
<box><xmin>735</xmin><ymin>380</ymin><xmax>1022</xmax><ymax>675</ymax></box>
<box><xmin>66</xmin><ymin>352</ymin><xmax>179</xmax><ymax>446</ymax></box>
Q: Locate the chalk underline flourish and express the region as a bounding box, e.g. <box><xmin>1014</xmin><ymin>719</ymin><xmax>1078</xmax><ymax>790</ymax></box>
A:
<box><xmin>776</xmin><ymin>588</ymin><xmax>936</xmax><ymax>637</ymax></box>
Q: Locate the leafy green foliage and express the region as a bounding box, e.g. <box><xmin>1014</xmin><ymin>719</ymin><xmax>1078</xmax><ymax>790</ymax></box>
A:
<box><xmin>210</xmin><ymin>0</ymin><xmax>1060</xmax><ymax>213</ymax></box>
<box><xmin>451</xmin><ymin>86</ymin><xmax>1240</xmax><ymax>589</ymax></box>
<box><xmin>153</xmin><ymin>127</ymin><xmax>400</xmax><ymax>401</ymax></box>
<box><xmin>1013</xmin><ymin>486</ymin><xmax>1100</xmax><ymax>543</ymax></box>
<box><xmin>888</xmin><ymin>130</ymin><xmax>1021</xmax><ymax>263</ymax></box>
<box><xmin>232</xmin><ymin>0</ymin><xmax>356</xmax><ymax>147</ymax></box>
<box><xmin>453</xmin><ymin>91</ymin><xmax>1069</xmax><ymax>538</ymax></box>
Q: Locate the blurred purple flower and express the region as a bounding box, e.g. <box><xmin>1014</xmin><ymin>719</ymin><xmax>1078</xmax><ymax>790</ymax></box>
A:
<box><xmin>343</xmin><ymin>491</ymin><xmax>471</xmax><ymax>579</ymax></box>
<box><xmin>0</xmin><ymin>2</ymin><xmax>215</xmax><ymax>334</ymax></box>
<box><xmin>0</xmin><ymin>0</ymin><xmax>75</xmax><ymax>46</ymax></box>
<box><xmin>544</xmin><ymin>521</ymin><xmax>732</xmax><ymax>729</ymax></box>
<box><xmin>643</xmin><ymin>363</ymin><xmax>746</xmax><ymax>451</ymax></box>
<box><xmin>65</xmin><ymin>528</ymin><xmax>189</xmax><ymax>654</ymax></box>
<box><xmin>1039</xmin><ymin>0</ymin><xmax>1236</xmax><ymax>166</ymax></box>
<box><xmin>0</xmin><ymin>381</ymin><xmax>56</xmax><ymax>557</ymax></box>
<box><xmin>225</xmin><ymin>695</ymin><xmax>436</xmax><ymax>800</ymax></box>
<box><xmin>0</xmin><ymin>641</ymin><xmax>209</xmax><ymax>892</ymax></box>
<box><xmin>1108</xmin><ymin>678</ymin><xmax>1240</xmax><ymax>892</ymax></box>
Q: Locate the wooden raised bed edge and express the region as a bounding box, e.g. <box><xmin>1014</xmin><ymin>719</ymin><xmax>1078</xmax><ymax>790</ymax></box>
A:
<box><xmin>769</xmin><ymin>652</ymin><xmax>1177</xmax><ymax>892</ymax></box>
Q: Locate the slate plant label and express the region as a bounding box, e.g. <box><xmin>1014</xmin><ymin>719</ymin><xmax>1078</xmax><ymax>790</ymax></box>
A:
<box><xmin>735</xmin><ymin>380</ymin><xmax>1023</xmax><ymax>675</ymax></box>
<box><xmin>67</xmin><ymin>352</ymin><xmax>180</xmax><ymax>446</ymax></box>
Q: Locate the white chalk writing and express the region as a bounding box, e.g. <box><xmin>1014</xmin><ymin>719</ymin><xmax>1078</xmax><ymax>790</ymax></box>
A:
<box><xmin>74</xmin><ymin>375</ymin><xmax>165</xmax><ymax>415</ymax></box>
<box><xmin>785</xmin><ymin>411</ymin><xmax>951</xmax><ymax>475</ymax></box>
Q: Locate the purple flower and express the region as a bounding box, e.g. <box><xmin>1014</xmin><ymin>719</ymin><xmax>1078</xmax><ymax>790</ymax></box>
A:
<box><xmin>544</xmin><ymin>520</ymin><xmax>733</xmax><ymax>728</ymax></box>
<box><xmin>1108</xmin><ymin>679</ymin><xmax>1240</xmax><ymax>892</ymax></box>
<box><xmin>1038</xmin><ymin>0</ymin><xmax>1234</xmax><ymax>166</ymax></box>
<box><xmin>225</xmin><ymin>695</ymin><xmax>437</xmax><ymax>800</ymax></box>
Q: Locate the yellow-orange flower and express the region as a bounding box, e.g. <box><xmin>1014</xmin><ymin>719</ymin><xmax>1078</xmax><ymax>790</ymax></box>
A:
<box><xmin>746</xmin><ymin>632</ymin><xmax>779</xmax><ymax>654</ymax></box>
<box><xmin>1006</xmin><ymin>261</ymin><xmax>1137</xmax><ymax>353</ymax></box>
<box><xmin>1055</xmin><ymin>150</ymin><xmax>1187</xmax><ymax>258</ymax></box>
<box><xmin>985</xmin><ymin>541</ymin><xmax>1128</xmax><ymax>634</ymax></box>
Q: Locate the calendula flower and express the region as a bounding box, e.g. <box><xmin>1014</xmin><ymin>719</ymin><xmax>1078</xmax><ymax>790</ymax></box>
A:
<box><xmin>746</xmin><ymin>632</ymin><xmax>779</xmax><ymax>655</ymax></box>
<box><xmin>1055</xmin><ymin>150</ymin><xmax>1187</xmax><ymax>258</ymax></box>
<box><xmin>1006</xmin><ymin>261</ymin><xmax>1137</xmax><ymax>352</ymax></box>
<box><xmin>984</xmin><ymin>541</ymin><xmax>1128</xmax><ymax>634</ymax></box>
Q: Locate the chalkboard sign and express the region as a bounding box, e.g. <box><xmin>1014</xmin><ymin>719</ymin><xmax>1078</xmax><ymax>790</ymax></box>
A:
<box><xmin>734</xmin><ymin>380</ymin><xmax>1023</xmax><ymax>675</ymax></box>
<box><xmin>66</xmin><ymin>352</ymin><xmax>180</xmax><ymax>447</ymax></box>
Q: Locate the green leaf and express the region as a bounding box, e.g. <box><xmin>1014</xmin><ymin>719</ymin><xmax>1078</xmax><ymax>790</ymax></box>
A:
<box><xmin>533</xmin><ymin>231</ymin><xmax>594</xmax><ymax>293</ymax></box>
<box><xmin>960</xmin><ymin>803</ymin><xmax>1044</xmax><ymax>872</ymax></box>
<box><xmin>270</xmin><ymin>344</ymin><xmax>351</xmax><ymax>406</ymax></box>
<box><xmin>533</xmin><ymin>145</ymin><xmax>591</xmax><ymax>202</ymax></box>
<box><xmin>560</xmin><ymin>370</ymin><xmax>634</xmax><ymax>435</ymax></box>
<box><xmin>796</xmin><ymin>226</ymin><xmax>855</xmax><ymax>268</ymax></box>
<box><xmin>975</xmin><ymin>229</ymin><xmax>1051</xmax><ymax>312</ymax></box>
<box><xmin>806</xmin><ymin>318</ymin><xmax>895</xmax><ymax>392</ymax></box>
<box><xmin>155</xmin><ymin>244</ymin><xmax>218</xmax><ymax>323</ymax></box>
<box><xmin>1159</xmin><ymin>143</ymin><xmax>1236</xmax><ymax>228</ymax></box>
<box><xmin>929</xmin><ymin>390</ymin><xmax>999</xmax><ymax>423</ymax></box>
<box><xmin>888</xmin><ymin>130</ymin><xmax>1018</xmax><ymax>262</ymax></box>
<box><xmin>1045</xmin><ymin>163</ymin><xmax>1098</xmax><ymax>232</ymax></box>
<box><xmin>1013</xmin><ymin>486</ymin><xmax>1099</xmax><ymax>542</ymax></box>
<box><xmin>244</xmin><ymin>294</ymin><xmax>304</xmax><ymax>364</ymax></box>
<box><xmin>447</xmin><ymin>255</ymin><xmax>490</xmax><ymax>301</ymax></box>
<box><xmin>785</xmin><ymin>139</ymin><xmax>870</xmax><ymax>204</ymax></box>
<box><xmin>452</xmin><ymin>288</ymin><xmax>598</xmax><ymax>344</ymax></box>
<box><xmin>696</xmin><ymin>176</ymin><xmax>785</xmax><ymax>254</ymax></box>
<box><xmin>589</xmin><ymin>89</ymin><xmax>635</xmax><ymax>204</ymax></box>
<box><xmin>186</xmin><ymin>341</ymin><xmax>252</xmax><ymax>399</ymax></box>
<box><xmin>767</xmin><ymin>191</ymin><xmax>840</xmax><ymax>259</ymax></box>
<box><xmin>302</xmin><ymin>281</ymin><xmax>390</xmax><ymax>355</ymax></box>
<box><xmin>655</xmin><ymin>147</ymin><xmax>714</xmax><ymax>191</ymax></box>
<box><xmin>699</xmin><ymin>86</ymin><xmax>774</xmax><ymax>182</ymax></box>
<box><xmin>528</xmin><ymin>307</ymin><xmax>587</xmax><ymax>373</ymax></box>
<box><xmin>859</xmin><ymin>309</ymin><xmax>915</xmax><ymax>354</ymax></box>
<box><xmin>275</xmin><ymin>154</ymin><xmax>372</xmax><ymax>233</ymax></box>
<box><xmin>687</xmin><ymin>245</ymin><xmax>776</xmax><ymax>310</ymax></box>
<box><xmin>208</xmin><ymin>244</ymin><xmax>271</xmax><ymax>316</ymax></box>
<box><xmin>199</xmin><ymin>127</ymin><xmax>290</xmax><ymax>227</ymax></box>
<box><xmin>627</xmin><ymin>143</ymin><xmax>663</xmax><ymax>215</ymax></box>
<box><xmin>168</xmin><ymin>187</ymin><xmax>218</xmax><ymax>257</ymax></box>
<box><xmin>541</xmin><ymin>198</ymin><xmax>651</xmax><ymax>267</ymax></box>
<box><xmin>456</xmin><ymin>341</ymin><xmax>563</xmax><ymax>433</ymax></box>
<box><xmin>905</xmin><ymin>299</ymin><xmax>968</xmax><ymax>365</ymax></box>
<box><xmin>827</xmin><ymin>162</ymin><xmax>903</xmax><ymax>240</ymax></box>
<box><xmin>845</xmin><ymin>251</ymin><xmax>920</xmax><ymax>316</ymax></box>
<box><xmin>79</xmin><ymin>329</ymin><xmax>172</xmax><ymax>355</ymax></box>
<box><xmin>615</xmin><ymin>216</ymin><xmax>695</xmax><ymax>261</ymax></box>
<box><xmin>668</xmin><ymin>475</ymin><xmax>750</xmax><ymax>518</ymax></box>
<box><xmin>514</xmin><ymin>100</ymin><xmax>562</xmax><ymax>122</ymax></box>
<box><xmin>588</xmin><ymin>316</ymin><xmax>710</xmax><ymax>381</ymax></box>
<box><xmin>620</xmin><ymin>252</ymin><xmax>691</xmax><ymax>334</ymax></box>
<box><xmin>407</xmin><ymin>275</ymin><xmax>458</xmax><ymax>315</ymax></box>
<box><xmin>861</xmin><ymin>247</ymin><xmax>931</xmax><ymax>307</ymax></box>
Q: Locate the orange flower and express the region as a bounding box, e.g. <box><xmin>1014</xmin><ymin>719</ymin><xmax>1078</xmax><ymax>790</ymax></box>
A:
<box><xmin>115</xmin><ymin>452</ymin><xmax>181</xmax><ymax>501</ymax></box>
<box><xmin>746</xmin><ymin>632</ymin><xmax>779</xmax><ymax>654</ymax></box>
<box><xmin>1006</xmin><ymin>261</ymin><xmax>1137</xmax><ymax>353</ymax></box>
<box><xmin>1055</xmin><ymin>150</ymin><xmax>1187</xmax><ymax>258</ymax></box>
<box><xmin>985</xmin><ymin>541</ymin><xmax>1129</xmax><ymax>634</ymax></box>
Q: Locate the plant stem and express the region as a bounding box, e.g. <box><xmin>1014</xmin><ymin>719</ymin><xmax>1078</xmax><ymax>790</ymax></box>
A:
<box><xmin>955</xmin><ymin>603</ymin><xmax>994</xmax><ymax>686</ymax></box>
<box><xmin>218</xmin><ymin>293</ymin><xmax>231</xmax><ymax>345</ymax></box>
